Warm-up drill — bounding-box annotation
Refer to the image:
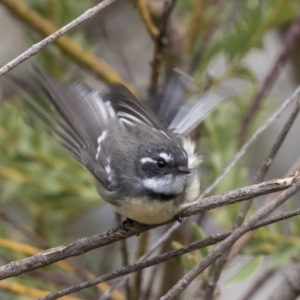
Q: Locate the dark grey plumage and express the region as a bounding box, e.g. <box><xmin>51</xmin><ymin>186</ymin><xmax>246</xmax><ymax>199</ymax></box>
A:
<box><xmin>14</xmin><ymin>68</ymin><xmax>205</xmax><ymax>224</ymax></box>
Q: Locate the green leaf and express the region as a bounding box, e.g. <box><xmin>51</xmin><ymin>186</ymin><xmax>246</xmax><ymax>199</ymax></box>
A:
<box><xmin>172</xmin><ymin>241</ymin><xmax>197</xmax><ymax>270</ymax></box>
<box><xmin>225</xmin><ymin>256</ymin><xmax>263</xmax><ymax>286</ymax></box>
<box><xmin>233</xmin><ymin>65</ymin><xmax>257</xmax><ymax>82</ymax></box>
<box><xmin>1</xmin><ymin>180</ymin><xmax>22</xmax><ymax>202</ymax></box>
<box><xmin>192</xmin><ymin>222</ymin><xmax>209</xmax><ymax>258</ymax></box>
<box><xmin>271</xmin><ymin>244</ymin><xmax>300</xmax><ymax>268</ymax></box>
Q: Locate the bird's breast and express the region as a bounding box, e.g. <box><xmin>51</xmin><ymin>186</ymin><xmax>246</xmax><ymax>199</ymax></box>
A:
<box><xmin>109</xmin><ymin>197</ymin><xmax>182</xmax><ymax>225</ymax></box>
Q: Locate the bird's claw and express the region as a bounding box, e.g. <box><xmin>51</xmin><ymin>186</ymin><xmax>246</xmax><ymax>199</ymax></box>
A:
<box><xmin>174</xmin><ymin>213</ymin><xmax>184</xmax><ymax>223</ymax></box>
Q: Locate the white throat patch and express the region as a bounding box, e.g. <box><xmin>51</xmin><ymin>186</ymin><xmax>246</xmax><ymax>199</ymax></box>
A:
<box><xmin>142</xmin><ymin>174</ymin><xmax>185</xmax><ymax>195</ymax></box>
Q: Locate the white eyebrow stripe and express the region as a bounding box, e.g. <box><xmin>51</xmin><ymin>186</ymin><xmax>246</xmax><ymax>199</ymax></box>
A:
<box><xmin>159</xmin><ymin>152</ymin><xmax>174</xmax><ymax>162</ymax></box>
<box><xmin>140</xmin><ymin>157</ymin><xmax>157</xmax><ymax>164</ymax></box>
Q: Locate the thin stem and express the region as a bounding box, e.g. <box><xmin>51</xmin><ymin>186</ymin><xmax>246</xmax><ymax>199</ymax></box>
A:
<box><xmin>40</xmin><ymin>204</ymin><xmax>300</xmax><ymax>300</ymax></box>
<box><xmin>0</xmin><ymin>0</ymin><xmax>137</xmax><ymax>94</ymax></box>
<box><xmin>0</xmin><ymin>177</ymin><xmax>294</xmax><ymax>280</ymax></box>
<box><xmin>161</xmin><ymin>178</ymin><xmax>300</xmax><ymax>299</ymax></box>
<box><xmin>136</xmin><ymin>0</ymin><xmax>159</xmax><ymax>39</ymax></box>
<box><xmin>202</xmin><ymin>85</ymin><xmax>300</xmax><ymax>198</ymax></box>
<box><xmin>204</xmin><ymin>92</ymin><xmax>300</xmax><ymax>300</ymax></box>
<box><xmin>239</xmin><ymin>15</ymin><xmax>300</xmax><ymax>142</ymax></box>
<box><xmin>98</xmin><ymin>223</ymin><xmax>182</xmax><ymax>299</ymax></box>
<box><xmin>0</xmin><ymin>210</ymin><xmax>49</xmax><ymax>249</ymax></box>
<box><xmin>131</xmin><ymin>232</ymin><xmax>149</xmax><ymax>300</ymax></box>
<box><xmin>189</xmin><ymin>0</ymin><xmax>226</xmax><ymax>74</ymax></box>
<box><xmin>241</xmin><ymin>268</ymin><xmax>275</xmax><ymax>300</ymax></box>
<box><xmin>149</xmin><ymin>0</ymin><xmax>177</xmax><ymax>93</ymax></box>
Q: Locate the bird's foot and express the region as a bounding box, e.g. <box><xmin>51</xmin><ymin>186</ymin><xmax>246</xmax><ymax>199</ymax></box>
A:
<box><xmin>174</xmin><ymin>213</ymin><xmax>184</xmax><ymax>223</ymax></box>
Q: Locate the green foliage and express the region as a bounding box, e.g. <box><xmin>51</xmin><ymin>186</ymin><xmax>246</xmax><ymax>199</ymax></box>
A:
<box><xmin>172</xmin><ymin>241</ymin><xmax>197</xmax><ymax>270</ymax></box>
<box><xmin>25</xmin><ymin>0</ymin><xmax>96</xmax><ymax>77</ymax></box>
<box><xmin>225</xmin><ymin>256</ymin><xmax>263</xmax><ymax>286</ymax></box>
<box><xmin>192</xmin><ymin>222</ymin><xmax>209</xmax><ymax>258</ymax></box>
<box><xmin>26</xmin><ymin>0</ymin><xmax>93</xmax><ymax>27</ymax></box>
<box><xmin>0</xmin><ymin>103</ymin><xmax>99</xmax><ymax>243</ymax></box>
<box><xmin>1</xmin><ymin>0</ymin><xmax>300</xmax><ymax>298</ymax></box>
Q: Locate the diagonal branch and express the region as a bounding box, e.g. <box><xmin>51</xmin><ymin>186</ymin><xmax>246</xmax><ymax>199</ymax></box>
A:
<box><xmin>0</xmin><ymin>0</ymin><xmax>137</xmax><ymax>94</ymax></box>
<box><xmin>161</xmin><ymin>176</ymin><xmax>300</xmax><ymax>300</ymax></box>
<box><xmin>267</xmin><ymin>264</ymin><xmax>300</xmax><ymax>300</ymax></box>
<box><xmin>100</xmin><ymin>84</ymin><xmax>300</xmax><ymax>299</ymax></box>
<box><xmin>40</xmin><ymin>205</ymin><xmax>300</xmax><ymax>300</ymax></box>
<box><xmin>203</xmin><ymin>88</ymin><xmax>300</xmax><ymax>300</ymax></box>
<box><xmin>238</xmin><ymin>15</ymin><xmax>300</xmax><ymax>142</ymax></box>
<box><xmin>202</xmin><ymin>84</ymin><xmax>300</xmax><ymax>197</ymax></box>
<box><xmin>0</xmin><ymin>176</ymin><xmax>296</xmax><ymax>281</ymax></box>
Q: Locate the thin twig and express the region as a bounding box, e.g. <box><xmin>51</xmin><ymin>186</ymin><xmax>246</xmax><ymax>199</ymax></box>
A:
<box><xmin>0</xmin><ymin>0</ymin><xmax>137</xmax><ymax>94</ymax></box>
<box><xmin>115</xmin><ymin>214</ymin><xmax>131</xmax><ymax>300</ymax></box>
<box><xmin>161</xmin><ymin>176</ymin><xmax>300</xmax><ymax>299</ymax></box>
<box><xmin>255</xmin><ymin>99</ymin><xmax>300</xmax><ymax>181</ymax></box>
<box><xmin>131</xmin><ymin>232</ymin><xmax>149</xmax><ymax>300</ymax></box>
<box><xmin>99</xmin><ymin>222</ymin><xmax>182</xmax><ymax>299</ymax></box>
<box><xmin>0</xmin><ymin>211</ymin><xmax>116</xmax><ymax>298</ymax></box>
<box><xmin>40</xmin><ymin>204</ymin><xmax>300</xmax><ymax>300</ymax></box>
<box><xmin>201</xmin><ymin>85</ymin><xmax>300</xmax><ymax>198</ymax></box>
<box><xmin>203</xmin><ymin>90</ymin><xmax>300</xmax><ymax>300</ymax></box>
<box><xmin>189</xmin><ymin>0</ymin><xmax>226</xmax><ymax>74</ymax></box>
<box><xmin>136</xmin><ymin>0</ymin><xmax>159</xmax><ymax>39</ymax></box>
<box><xmin>183</xmin><ymin>1</ymin><xmax>208</xmax><ymax>57</ymax></box>
<box><xmin>149</xmin><ymin>0</ymin><xmax>177</xmax><ymax>93</ymax></box>
<box><xmin>0</xmin><ymin>210</ymin><xmax>49</xmax><ymax>249</ymax></box>
<box><xmin>239</xmin><ymin>15</ymin><xmax>300</xmax><ymax>142</ymax></box>
<box><xmin>227</xmin><ymin>155</ymin><xmax>300</xmax><ymax>262</ymax></box>
<box><xmin>241</xmin><ymin>268</ymin><xmax>275</xmax><ymax>300</ymax></box>
<box><xmin>0</xmin><ymin>177</ymin><xmax>294</xmax><ymax>281</ymax></box>
<box><xmin>142</xmin><ymin>264</ymin><xmax>159</xmax><ymax>300</ymax></box>
<box><xmin>267</xmin><ymin>264</ymin><xmax>300</xmax><ymax>300</ymax></box>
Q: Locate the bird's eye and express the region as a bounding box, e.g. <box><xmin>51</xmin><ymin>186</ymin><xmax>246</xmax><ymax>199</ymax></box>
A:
<box><xmin>157</xmin><ymin>159</ymin><xmax>166</xmax><ymax>168</ymax></box>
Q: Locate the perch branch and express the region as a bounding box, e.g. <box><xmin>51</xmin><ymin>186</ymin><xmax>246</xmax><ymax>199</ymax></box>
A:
<box><xmin>40</xmin><ymin>204</ymin><xmax>300</xmax><ymax>300</ymax></box>
<box><xmin>0</xmin><ymin>177</ymin><xmax>296</xmax><ymax>281</ymax></box>
<box><xmin>161</xmin><ymin>176</ymin><xmax>300</xmax><ymax>300</ymax></box>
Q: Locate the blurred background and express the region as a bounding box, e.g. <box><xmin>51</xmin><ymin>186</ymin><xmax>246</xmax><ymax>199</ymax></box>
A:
<box><xmin>0</xmin><ymin>0</ymin><xmax>300</xmax><ymax>299</ymax></box>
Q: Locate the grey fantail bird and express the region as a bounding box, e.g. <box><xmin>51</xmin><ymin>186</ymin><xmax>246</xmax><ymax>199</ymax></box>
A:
<box><xmin>16</xmin><ymin>69</ymin><xmax>220</xmax><ymax>225</ymax></box>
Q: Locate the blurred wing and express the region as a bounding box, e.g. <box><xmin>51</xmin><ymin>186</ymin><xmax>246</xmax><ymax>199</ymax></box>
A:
<box><xmin>169</xmin><ymin>78</ymin><xmax>243</xmax><ymax>136</ymax></box>
<box><xmin>15</xmin><ymin>68</ymin><xmax>113</xmax><ymax>187</ymax></box>
<box><xmin>108</xmin><ymin>84</ymin><xmax>166</xmax><ymax>131</ymax></box>
<box><xmin>148</xmin><ymin>69</ymin><xmax>191</xmax><ymax>128</ymax></box>
<box><xmin>108</xmin><ymin>84</ymin><xmax>181</xmax><ymax>146</ymax></box>
<box><xmin>169</xmin><ymin>92</ymin><xmax>223</xmax><ymax>136</ymax></box>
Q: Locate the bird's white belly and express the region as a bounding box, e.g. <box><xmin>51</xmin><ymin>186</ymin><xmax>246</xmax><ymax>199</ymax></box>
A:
<box><xmin>109</xmin><ymin>198</ymin><xmax>181</xmax><ymax>225</ymax></box>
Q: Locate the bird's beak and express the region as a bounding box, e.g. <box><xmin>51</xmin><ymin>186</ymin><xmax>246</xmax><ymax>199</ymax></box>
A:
<box><xmin>177</xmin><ymin>166</ymin><xmax>191</xmax><ymax>174</ymax></box>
